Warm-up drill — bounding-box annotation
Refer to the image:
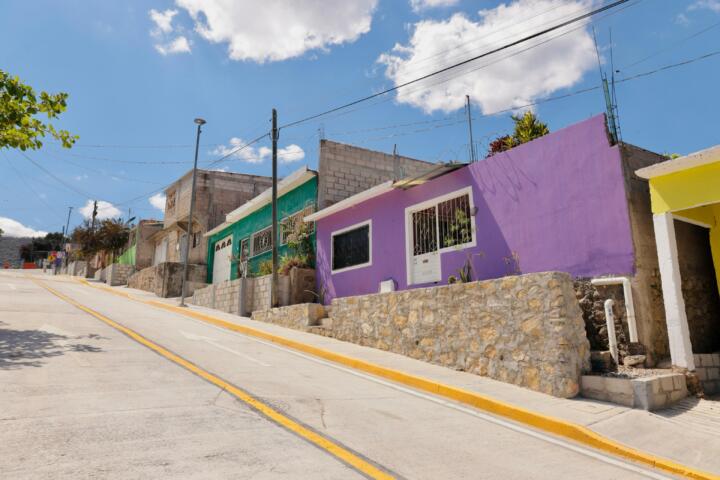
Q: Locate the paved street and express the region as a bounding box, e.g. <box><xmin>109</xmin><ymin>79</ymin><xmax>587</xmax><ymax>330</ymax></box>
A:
<box><xmin>0</xmin><ymin>271</ymin><xmax>684</xmax><ymax>479</ymax></box>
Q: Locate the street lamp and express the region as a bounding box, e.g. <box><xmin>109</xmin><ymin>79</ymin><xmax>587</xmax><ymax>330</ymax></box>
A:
<box><xmin>179</xmin><ymin>117</ymin><xmax>206</xmax><ymax>307</ymax></box>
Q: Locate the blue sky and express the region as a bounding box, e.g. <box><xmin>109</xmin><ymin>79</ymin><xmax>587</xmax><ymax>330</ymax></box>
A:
<box><xmin>1</xmin><ymin>0</ymin><xmax>719</xmax><ymax>237</ymax></box>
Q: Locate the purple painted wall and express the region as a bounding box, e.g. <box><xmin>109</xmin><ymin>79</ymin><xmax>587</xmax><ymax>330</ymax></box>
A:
<box><xmin>316</xmin><ymin>115</ymin><xmax>635</xmax><ymax>304</ymax></box>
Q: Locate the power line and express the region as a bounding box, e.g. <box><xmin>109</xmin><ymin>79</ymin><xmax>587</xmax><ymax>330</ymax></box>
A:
<box><xmin>279</xmin><ymin>0</ymin><xmax>631</xmax><ymax>130</ymax></box>
<box><xmin>1</xmin><ymin>152</ymin><xmax>65</xmax><ymax>218</ymax></box>
<box><xmin>18</xmin><ymin>151</ymin><xmax>96</xmax><ymax>200</ymax></box>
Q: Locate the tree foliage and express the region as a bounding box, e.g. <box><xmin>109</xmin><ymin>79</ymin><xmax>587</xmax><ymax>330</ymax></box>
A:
<box><xmin>18</xmin><ymin>232</ymin><xmax>64</xmax><ymax>261</ymax></box>
<box><xmin>0</xmin><ymin>69</ymin><xmax>78</xmax><ymax>150</ymax></box>
<box><xmin>71</xmin><ymin>219</ymin><xmax>130</xmax><ymax>259</ymax></box>
<box><xmin>487</xmin><ymin>111</ymin><xmax>550</xmax><ymax>157</ymax></box>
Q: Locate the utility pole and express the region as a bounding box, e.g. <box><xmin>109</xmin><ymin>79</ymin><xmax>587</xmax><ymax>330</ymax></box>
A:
<box><xmin>466</xmin><ymin>95</ymin><xmax>476</xmax><ymax>162</ymax></box>
<box><xmin>179</xmin><ymin>117</ymin><xmax>206</xmax><ymax>307</ymax></box>
<box><xmin>271</xmin><ymin>108</ymin><xmax>279</xmax><ymax>308</ymax></box>
<box><xmin>90</xmin><ymin>200</ymin><xmax>98</xmax><ymax>231</ymax></box>
<box><xmin>62</xmin><ymin>206</ymin><xmax>73</xmax><ymax>267</ymax></box>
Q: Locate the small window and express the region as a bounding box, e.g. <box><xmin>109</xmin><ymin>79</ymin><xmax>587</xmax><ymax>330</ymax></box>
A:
<box><xmin>332</xmin><ymin>221</ymin><xmax>371</xmax><ymax>272</ymax></box>
<box><xmin>251</xmin><ymin>227</ymin><xmax>273</xmax><ymax>257</ymax></box>
<box><xmin>215</xmin><ymin>244</ymin><xmax>221</xmax><ymax>252</ymax></box>
<box><xmin>239</xmin><ymin>238</ymin><xmax>249</xmax><ymax>261</ymax></box>
<box><xmin>280</xmin><ymin>205</ymin><xmax>316</xmax><ymax>245</ymax></box>
<box><xmin>438</xmin><ymin>193</ymin><xmax>472</xmax><ymax>249</ymax></box>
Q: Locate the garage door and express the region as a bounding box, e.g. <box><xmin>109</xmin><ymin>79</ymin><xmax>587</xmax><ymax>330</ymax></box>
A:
<box><xmin>212</xmin><ymin>236</ymin><xmax>233</xmax><ymax>284</ymax></box>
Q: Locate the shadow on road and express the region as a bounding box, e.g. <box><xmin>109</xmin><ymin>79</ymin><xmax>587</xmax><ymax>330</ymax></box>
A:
<box><xmin>0</xmin><ymin>325</ymin><xmax>105</xmax><ymax>369</ymax></box>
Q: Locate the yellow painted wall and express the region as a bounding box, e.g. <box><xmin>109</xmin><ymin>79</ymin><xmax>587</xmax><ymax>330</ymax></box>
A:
<box><xmin>649</xmin><ymin>161</ymin><xmax>720</xmax><ymax>214</ymax></box>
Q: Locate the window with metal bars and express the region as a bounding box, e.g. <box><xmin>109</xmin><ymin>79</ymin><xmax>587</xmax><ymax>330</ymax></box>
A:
<box><xmin>332</xmin><ymin>222</ymin><xmax>370</xmax><ymax>272</ymax></box>
<box><xmin>280</xmin><ymin>205</ymin><xmax>316</xmax><ymax>245</ymax></box>
<box><xmin>410</xmin><ymin>192</ymin><xmax>473</xmax><ymax>255</ymax></box>
<box><xmin>250</xmin><ymin>227</ymin><xmax>272</xmax><ymax>257</ymax></box>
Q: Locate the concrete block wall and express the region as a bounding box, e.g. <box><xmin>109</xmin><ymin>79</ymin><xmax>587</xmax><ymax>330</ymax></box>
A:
<box><xmin>128</xmin><ymin>262</ymin><xmax>206</xmax><ymax>298</ymax></box>
<box><xmin>694</xmin><ymin>353</ymin><xmax>720</xmax><ymax>394</ymax></box>
<box><xmin>252</xmin><ymin>274</ymin><xmax>290</xmax><ymax>312</ymax></box>
<box><xmin>106</xmin><ymin>264</ymin><xmax>135</xmax><ymax>286</ymax></box>
<box><xmin>317</xmin><ymin>140</ymin><xmax>434</xmax><ymax>209</ymax></box>
<box><xmin>581</xmin><ymin>373</ymin><xmax>688</xmax><ymax>410</ymax></box>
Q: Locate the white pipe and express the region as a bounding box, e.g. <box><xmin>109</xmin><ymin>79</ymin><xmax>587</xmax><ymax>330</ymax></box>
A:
<box><xmin>590</xmin><ymin>276</ymin><xmax>638</xmax><ymax>343</ymax></box>
<box><xmin>604</xmin><ymin>299</ymin><xmax>619</xmax><ymax>365</ymax></box>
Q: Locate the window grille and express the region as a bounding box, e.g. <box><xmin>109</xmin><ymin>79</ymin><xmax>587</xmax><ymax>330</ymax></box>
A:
<box><xmin>239</xmin><ymin>238</ymin><xmax>249</xmax><ymax>260</ymax></box>
<box><xmin>251</xmin><ymin>227</ymin><xmax>272</xmax><ymax>257</ymax></box>
<box><xmin>438</xmin><ymin>194</ymin><xmax>472</xmax><ymax>249</ymax></box>
<box><xmin>280</xmin><ymin>206</ymin><xmax>316</xmax><ymax>245</ymax></box>
<box><xmin>411</xmin><ymin>193</ymin><xmax>473</xmax><ymax>255</ymax></box>
<box><xmin>332</xmin><ymin>223</ymin><xmax>370</xmax><ymax>271</ymax></box>
<box><xmin>412</xmin><ymin>207</ymin><xmax>437</xmax><ymax>256</ymax></box>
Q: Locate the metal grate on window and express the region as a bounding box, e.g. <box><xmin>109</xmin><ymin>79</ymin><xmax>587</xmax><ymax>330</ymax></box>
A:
<box><xmin>251</xmin><ymin>227</ymin><xmax>272</xmax><ymax>257</ymax></box>
<box><xmin>412</xmin><ymin>207</ymin><xmax>437</xmax><ymax>255</ymax></box>
<box><xmin>332</xmin><ymin>224</ymin><xmax>370</xmax><ymax>271</ymax></box>
<box><xmin>438</xmin><ymin>194</ymin><xmax>472</xmax><ymax>249</ymax></box>
<box><xmin>281</xmin><ymin>205</ymin><xmax>316</xmax><ymax>245</ymax></box>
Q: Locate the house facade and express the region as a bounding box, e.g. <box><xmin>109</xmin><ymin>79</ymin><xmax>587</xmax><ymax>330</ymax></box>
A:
<box><xmin>149</xmin><ymin>169</ymin><xmax>274</xmax><ymax>267</ymax></box>
<box><xmin>116</xmin><ymin>219</ymin><xmax>163</xmax><ymax>270</ymax></box>
<box><xmin>636</xmin><ymin>146</ymin><xmax>720</xmax><ymax>383</ymax></box>
<box><xmin>204</xmin><ymin>167</ymin><xmax>318</xmax><ymax>283</ymax></box>
<box><xmin>307</xmin><ymin>115</ymin><xmax>679</xmax><ymax>365</ymax></box>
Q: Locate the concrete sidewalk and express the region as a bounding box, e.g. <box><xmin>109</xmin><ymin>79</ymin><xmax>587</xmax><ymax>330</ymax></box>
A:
<box><xmin>79</xmin><ymin>276</ymin><xmax>720</xmax><ymax>476</ymax></box>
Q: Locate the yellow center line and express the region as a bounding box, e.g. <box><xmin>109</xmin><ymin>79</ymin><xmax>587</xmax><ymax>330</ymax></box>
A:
<box><xmin>31</xmin><ymin>277</ymin><xmax>394</xmax><ymax>480</ymax></box>
<box><xmin>75</xmin><ymin>277</ymin><xmax>718</xmax><ymax>480</ymax></box>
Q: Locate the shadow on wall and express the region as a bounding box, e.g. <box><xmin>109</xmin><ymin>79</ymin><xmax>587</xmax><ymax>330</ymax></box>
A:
<box><xmin>0</xmin><ymin>323</ymin><xmax>105</xmax><ymax>369</ymax></box>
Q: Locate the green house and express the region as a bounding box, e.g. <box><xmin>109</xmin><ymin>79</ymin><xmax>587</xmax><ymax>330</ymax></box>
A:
<box><xmin>204</xmin><ymin>167</ymin><xmax>318</xmax><ymax>284</ymax></box>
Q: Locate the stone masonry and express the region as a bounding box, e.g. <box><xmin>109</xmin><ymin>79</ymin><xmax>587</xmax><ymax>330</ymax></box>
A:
<box><xmin>252</xmin><ymin>271</ymin><xmax>591</xmax><ymax>398</ymax></box>
<box><xmin>581</xmin><ymin>373</ymin><xmax>688</xmax><ymax>410</ymax></box>
<box><xmin>252</xmin><ymin>303</ymin><xmax>326</xmax><ymax>331</ymax></box>
<box><xmin>128</xmin><ymin>262</ymin><xmax>206</xmax><ymax>297</ymax></box>
<box><xmin>694</xmin><ymin>353</ymin><xmax>720</xmax><ymax>394</ymax></box>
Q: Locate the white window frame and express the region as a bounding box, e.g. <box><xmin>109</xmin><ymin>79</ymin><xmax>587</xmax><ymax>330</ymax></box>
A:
<box><xmin>250</xmin><ymin>226</ymin><xmax>273</xmax><ymax>258</ymax></box>
<box><xmin>404</xmin><ymin>186</ymin><xmax>477</xmax><ymax>286</ymax></box>
<box><xmin>330</xmin><ymin>219</ymin><xmax>372</xmax><ymax>274</ymax></box>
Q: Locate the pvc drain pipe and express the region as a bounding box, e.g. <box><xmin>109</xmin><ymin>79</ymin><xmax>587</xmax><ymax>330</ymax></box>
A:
<box><xmin>604</xmin><ymin>299</ymin><xmax>619</xmax><ymax>365</ymax></box>
<box><xmin>590</xmin><ymin>277</ymin><xmax>638</xmax><ymax>343</ymax></box>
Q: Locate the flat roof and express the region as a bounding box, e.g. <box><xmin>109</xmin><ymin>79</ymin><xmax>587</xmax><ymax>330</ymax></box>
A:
<box><xmin>636</xmin><ymin>144</ymin><xmax>720</xmax><ymax>179</ymax></box>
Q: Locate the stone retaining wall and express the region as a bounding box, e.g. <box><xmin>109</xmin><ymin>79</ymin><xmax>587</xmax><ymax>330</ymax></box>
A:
<box><xmin>252</xmin><ymin>303</ymin><xmax>326</xmax><ymax>330</ymax></box>
<box><xmin>106</xmin><ymin>264</ymin><xmax>135</xmax><ymax>286</ymax></box>
<box><xmin>581</xmin><ymin>373</ymin><xmax>687</xmax><ymax>410</ymax></box>
<box><xmin>252</xmin><ymin>271</ymin><xmax>590</xmax><ymax>398</ymax></box>
<box><xmin>128</xmin><ymin>262</ymin><xmax>206</xmax><ymax>297</ymax></box>
<box><xmin>190</xmin><ymin>268</ymin><xmax>315</xmax><ymax>316</ymax></box>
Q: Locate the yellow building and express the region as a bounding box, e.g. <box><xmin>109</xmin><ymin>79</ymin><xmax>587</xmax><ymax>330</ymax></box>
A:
<box><xmin>636</xmin><ymin>145</ymin><xmax>720</xmax><ymax>373</ymax></box>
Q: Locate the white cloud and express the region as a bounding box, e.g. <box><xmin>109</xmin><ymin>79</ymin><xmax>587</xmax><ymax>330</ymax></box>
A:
<box><xmin>277</xmin><ymin>144</ymin><xmax>305</xmax><ymax>163</ymax></box>
<box><xmin>690</xmin><ymin>0</ymin><xmax>720</xmax><ymax>13</ymax></box>
<box><xmin>155</xmin><ymin>36</ymin><xmax>192</xmax><ymax>55</ymax></box>
<box><xmin>379</xmin><ymin>0</ymin><xmax>596</xmax><ymax>114</ymax></box>
<box><xmin>79</xmin><ymin>200</ymin><xmax>122</xmax><ymax>221</ymax></box>
<box><xmin>149</xmin><ymin>193</ymin><xmax>167</xmax><ymax>212</ymax></box>
<box><xmin>150</xmin><ymin>8</ymin><xmax>178</xmax><ymax>35</ymax></box>
<box><xmin>74</xmin><ymin>174</ymin><xmax>89</xmax><ymax>181</ymax></box>
<box><xmin>410</xmin><ymin>0</ymin><xmax>459</xmax><ymax>13</ymax></box>
<box><xmin>0</xmin><ymin>217</ymin><xmax>47</xmax><ymax>238</ymax></box>
<box><xmin>175</xmin><ymin>0</ymin><xmax>378</xmax><ymax>62</ymax></box>
<box><xmin>211</xmin><ymin>138</ymin><xmax>305</xmax><ymax>164</ymax></box>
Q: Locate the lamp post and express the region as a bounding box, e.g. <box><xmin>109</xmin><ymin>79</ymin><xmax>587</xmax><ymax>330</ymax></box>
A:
<box><xmin>179</xmin><ymin>117</ymin><xmax>206</xmax><ymax>307</ymax></box>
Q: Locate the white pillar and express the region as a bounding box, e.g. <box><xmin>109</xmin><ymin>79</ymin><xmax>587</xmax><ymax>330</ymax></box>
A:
<box><xmin>653</xmin><ymin>213</ymin><xmax>695</xmax><ymax>370</ymax></box>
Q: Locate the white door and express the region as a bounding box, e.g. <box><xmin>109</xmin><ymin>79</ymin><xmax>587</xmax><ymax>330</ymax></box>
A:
<box><xmin>212</xmin><ymin>236</ymin><xmax>233</xmax><ymax>284</ymax></box>
<box><xmin>154</xmin><ymin>239</ymin><xmax>168</xmax><ymax>265</ymax></box>
<box><xmin>409</xmin><ymin>206</ymin><xmax>441</xmax><ymax>284</ymax></box>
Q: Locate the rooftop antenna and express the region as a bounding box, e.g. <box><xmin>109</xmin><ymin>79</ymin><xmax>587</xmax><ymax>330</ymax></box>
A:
<box><xmin>609</xmin><ymin>28</ymin><xmax>623</xmax><ymax>143</ymax></box>
<box><xmin>592</xmin><ymin>28</ymin><xmax>619</xmax><ymax>144</ymax></box>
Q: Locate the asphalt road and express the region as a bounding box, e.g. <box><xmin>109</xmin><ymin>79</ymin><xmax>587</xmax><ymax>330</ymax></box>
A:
<box><xmin>0</xmin><ymin>271</ymin><xmax>677</xmax><ymax>479</ymax></box>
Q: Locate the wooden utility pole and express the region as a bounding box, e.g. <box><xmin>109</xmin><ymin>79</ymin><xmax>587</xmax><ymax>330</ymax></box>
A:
<box><xmin>271</xmin><ymin>109</ymin><xmax>279</xmax><ymax>308</ymax></box>
<box><xmin>90</xmin><ymin>200</ymin><xmax>98</xmax><ymax>231</ymax></box>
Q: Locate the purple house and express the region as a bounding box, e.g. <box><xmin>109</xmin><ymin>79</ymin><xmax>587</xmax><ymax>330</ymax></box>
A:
<box><xmin>305</xmin><ymin>114</ymin><xmax>672</xmax><ymax>365</ymax></box>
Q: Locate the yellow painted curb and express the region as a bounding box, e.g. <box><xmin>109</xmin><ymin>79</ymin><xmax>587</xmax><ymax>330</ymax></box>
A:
<box><xmin>78</xmin><ymin>278</ymin><xmax>718</xmax><ymax>480</ymax></box>
<box><xmin>34</xmin><ymin>278</ymin><xmax>393</xmax><ymax>480</ymax></box>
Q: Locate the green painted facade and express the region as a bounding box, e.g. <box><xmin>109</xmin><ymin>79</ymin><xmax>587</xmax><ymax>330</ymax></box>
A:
<box><xmin>115</xmin><ymin>244</ymin><xmax>136</xmax><ymax>266</ymax></box>
<box><xmin>206</xmin><ymin>175</ymin><xmax>317</xmax><ymax>283</ymax></box>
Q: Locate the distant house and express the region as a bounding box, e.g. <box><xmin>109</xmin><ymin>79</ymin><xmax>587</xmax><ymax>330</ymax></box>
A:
<box><xmin>307</xmin><ymin>114</ymin><xmax>687</xmax><ymax>366</ymax></box>
<box><xmin>204</xmin><ymin>167</ymin><xmax>318</xmax><ymax>283</ymax></box>
<box><xmin>115</xmin><ymin>219</ymin><xmax>163</xmax><ymax>270</ymax></box>
<box><xmin>148</xmin><ymin>169</ymin><xmax>274</xmax><ymax>267</ymax></box>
